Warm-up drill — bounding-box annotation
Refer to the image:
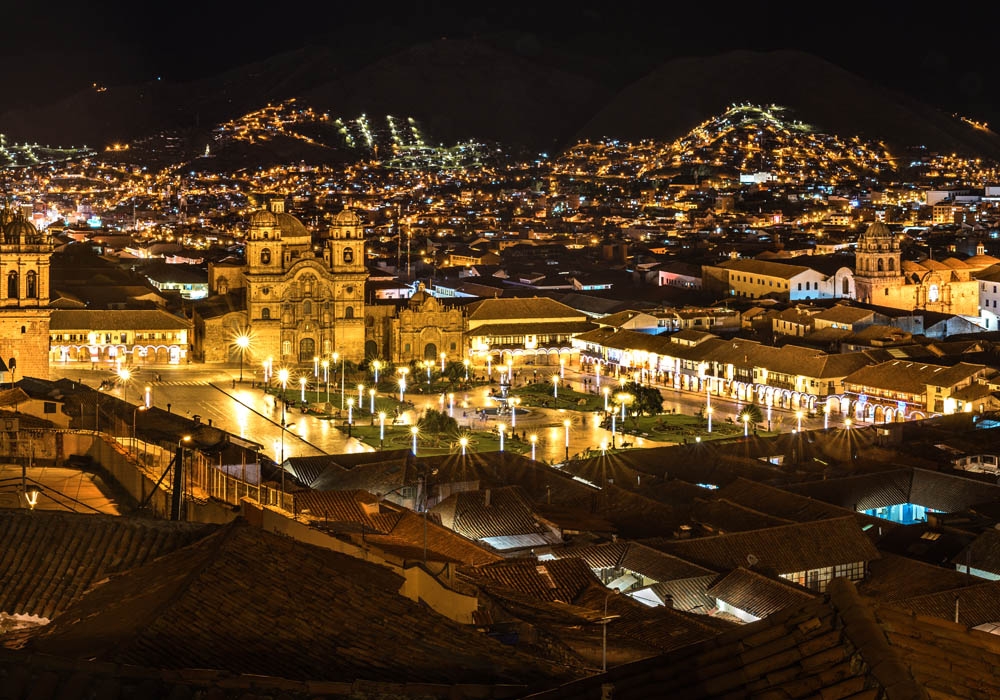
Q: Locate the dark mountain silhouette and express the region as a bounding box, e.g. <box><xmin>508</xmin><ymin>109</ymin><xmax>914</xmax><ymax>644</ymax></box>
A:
<box><xmin>3</xmin><ymin>44</ymin><xmax>1000</xmax><ymax>162</ymax></box>
<box><xmin>577</xmin><ymin>49</ymin><xmax>1000</xmax><ymax>160</ymax></box>
<box><xmin>300</xmin><ymin>38</ymin><xmax>612</xmax><ymax>152</ymax></box>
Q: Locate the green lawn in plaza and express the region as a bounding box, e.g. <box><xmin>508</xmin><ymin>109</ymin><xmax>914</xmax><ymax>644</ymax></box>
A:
<box><xmin>509</xmin><ymin>381</ymin><xmax>606</xmax><ymax>413</ymax></box>
<box><xmin>338</xmin><ymin>423</ymin><xmax>533</xmax><ymax>456</ymax></box>
<box><xmin>611</xmin><ymin>412</ymin><xmax>777</xmax><ymax>443</ymax></box>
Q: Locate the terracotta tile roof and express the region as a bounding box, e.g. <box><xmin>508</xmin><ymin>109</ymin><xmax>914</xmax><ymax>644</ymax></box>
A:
<box><xmin>690</xmin><ymin>497</ymin><xmax>795</xmax><ymax>533</ymax></box>
<box><xmin>17</xmin><ymin>519</ymin><xmax>564</xmax><ymax>686</ymax></box>
<box><xmin>523</xmin><ymin>577</ymin><xmax>1000</xmax><ymax>700</ymax></box>
<box><xmin>50</xmin><ymin>308</ymin><xmax>192</xmax><ymax>330</ymax></box>
<box><xmin>293</xmin><ymin>488</ymin><xmax>392</xmax><ymax>531</ymax></box>
<box><xmin>844</xmin><ymin>359</ymin><xmax>991</xmax><ymax>394</ymax></box>
<box><xmin>951</xmin><ymin>528</ymin><xmax>1000</xmax><ymax>575</ymax></box>
<box><xmin>431</xmin><ymin>486</ymin><xmax>559</xmax><ymax>543</ymax></box>
<box><xmin>715</xmin><ymin>258</ymin><xmax>813</xmax><ymax>279</ymax></box>
<box><xmin>643</xmin><ymin>575</ymin><xmax>719</xmax><ymax>614</ymax></box>
<box><xmin>813</xmin><ymin>304</ymin><xmax>878</xmax><ymax>324</ymax></box>
<box><xmin>0</xmin><ymin>510</ymin><xmax>214</xmax><ymax>620</ymax></box>
<box><xmin>0</xmin><ymin>648</ymin><xmax>546</xmax><ymax>700</ymax></box>
<box><xmin>467</xmin><ymin>557</ymin><xmax>600</xmax><ymax>604</ymax></box>
<box><xmin>717</xmin><ymin>477</ymin><xmax>891</xmax><ymax>528</ymax></box>
<box><xmin>467</xmin><ymin>297</ymin><xmax>587</xmax><ymax>322</ymax></box>
<box><xmin>858</xmin><ymin>552</ymin><xmax>979</xmax><ymax>602</ymax></box>
<box><xmin>645</xmin><ymin>517</ymin><xmax>881</xmax><ymax>576</ymax></box>
<box><xmin>787</xmin><ymin>468</ymin><xmax>1000</xmax><ymax>515</ymax></box>
<box><xmin>551</xmin><ymin>541</ymin><xmax>716</xmax><ymax>584</ymax></box>
<box><xmin>707</xmin><ymin>567</ymin><xmax>818</xmax><ymax>619</ymax></box>
<box><xmin>372</xmin><ymin>509</ymin><xmax>502</xmax><ymax>566</ymax></box>
<box><xmin>467</xmin><ymin>320</ymin><xmax>597</xmax><ymax>337</ymax></box>
<box><xmin>893</xmin><ymin>580</ymin><xmax>1000</xmax><ymax>628</ymax></box>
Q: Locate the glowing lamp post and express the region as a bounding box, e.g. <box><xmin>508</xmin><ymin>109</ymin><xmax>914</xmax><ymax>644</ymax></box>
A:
<box><xmin>313</xmin><ymin>355</ymin><xmax>319</xmax><ymax>378</ymax></box>
<box><xmin>552</xmin><ymin>375</ymin><xmax>559</xmax><ymax>400</ymax></box>
<box><xmin>117</xmin><ymin>367</ymin><xmax>132</xmax><ymax>405</ymax></box>
<box><xmin>372</xmin><ymin>359</ymin><xmax>382</xmax><ymax>384</ymax></box>
<box><xmin>357</xmin><ymin>383</ymin><xmax>364</xmax><ymax>407</ymax></box>
<box><xmin>463</xmin><ymin>358</ymin><xmax>469</xmax><ymax>381</ymax></box>
<box><xmin>460</xmin><ymin>436</ymin><xmax>468</xmax><ymax>456</ymax></box>
<box><xmin>563</xmin><ymin>419</ymin><xmax>571</xmax><ymax>462</ymax></box>
<box><xmin>611</xmin><ymin>411</ymin><xmax>617</xmax><ymax>448</ymax></box>
<box><xmin>322</xmin><ymin>360</ymin><xmax>330</xmax><ymax>403</ymax></box>
<box><xmin>440</xmin><ymin>352</ymin><xmax>446</xmax><ymax>373</ymax></box>
<box><xmin>796</xmin><ymin>410</ymin><xmax>803</xmax><ymax>433</ymax></box>
<box><xmin>144</xmin><ymin>385</ymin><xmax>151</xmax><ymax>409</ymax></box>
<box><xmin>411</xmin><ymin>426</ymin><xmax>419</xmax><ymax>455</ymax></box>
<box><xmin>347</xmin><ymin>398</ymin><xmax>354</xmax><ymax>426</ymax></box>
<box><xmin>559</xmin><ymin>357</ymin><xmax>565</xmax><ymax>379</ymax></box>
<box><xmin>845</xmin><ymin>417</ymin><xmax>853</xmax><ymax>430</ymax></box>
<box><xmin>510</xmin><ymin>397</ymin><xmax>518</xmax><ymax>428</ymax></box>
<box><xmin>234</xmin><ymin>332</ymin><xmax>251</xmax><ymax>382</ymax></box>
<box><xmin>448</xmin><ymin>392</ymin><xmax>455</xmax><ymax>418</ymax></box>
<box><xmin>499</xmin><ymin>423</ymin><xmax>506</xmax><ymax>452</ymax></box>
<box><xmin>378</xmin><ymin>412</ymin><xmax>386</xmax><ymax>450</ymax></box>
<box><xmin>530</xmin><ymin>434</ymin><xmax>537</xmax><ymax>461</ymax></box>
<box><xmin>707</xmin><ymin>406</ymin><xmax>713</xmax><ymax>433</ymax></box>
<box><xmin>369</xmin><ymin>388</ymin><xmax>376</xmax><ymax>413</ymax></box>
<box><xmin>743</xmin><ymin>414</ymin><xmax>749</xmax><ymax>437</ymax></box>
<box><xmin>299</xmin><ymin>376</ymin><xmax>307</xmax><ymax>403</ymax></box>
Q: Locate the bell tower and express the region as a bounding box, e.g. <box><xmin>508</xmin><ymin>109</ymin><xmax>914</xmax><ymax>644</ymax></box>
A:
<box><xmin>0</xmin><ymin>208</ymin><xmax>52</xmax><ymax>379</ymax></box>
<box><xmin>854</xmin><ymin>221</ymin><xmax>904</xmax><ymax>305</ymax></box>
<box><xmin>324</xmin><ymin>207</ymin><xmax>368</xmax><ymax>359</ymax></box>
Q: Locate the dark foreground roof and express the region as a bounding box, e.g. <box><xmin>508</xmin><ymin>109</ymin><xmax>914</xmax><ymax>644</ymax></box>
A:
<box><xmin>523</xmin><ymin>577</ymin><xmax>1000</xmax><ymax>700</ymax></box>
<box><xmin>10</xmin><ymin>518</ymin><xmax>567</xmax><ymax>688</ymax></box>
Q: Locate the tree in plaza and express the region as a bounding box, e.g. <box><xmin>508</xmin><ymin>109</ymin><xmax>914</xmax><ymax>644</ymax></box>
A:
<box><xmin>620</xmin><ymin>381</ymin><xmax>664</xmax><ymax>417</ymax></box>
<box><xmin>418</xmin><ymin>408</ymin><xmax>459</xmax><ymax>436</ymax></box>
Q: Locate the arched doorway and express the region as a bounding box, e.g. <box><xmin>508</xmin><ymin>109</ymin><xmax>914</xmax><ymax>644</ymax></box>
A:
<box><xmin>299</xmin><ymin>337</ymin><xmax>315</xmax><ymax>361</ymax></box>
<box><xmin>423</xmin><ymin>342</ymin><xmax>438</xmax><ymax>361</ymax></box>
<box><xmin>365</xmin><ymin>340</ymin><xmax>378</xmax><ymax>359</ymax></box>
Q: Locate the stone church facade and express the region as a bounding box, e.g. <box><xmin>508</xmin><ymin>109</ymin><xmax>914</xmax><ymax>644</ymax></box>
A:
<box><xmin>198</xmin><ymin>201</ymin><xmax>368</xmax><ymax>365</ymax></box>
<box><xmin>853</xmin><ymin>221</ymin><xmax>982</xmax><ymax>316</ymax></box>
<box><xmin>0</xmin><ymin>209</ymin><xmax>52</xmax><ymax>380</ymax></box>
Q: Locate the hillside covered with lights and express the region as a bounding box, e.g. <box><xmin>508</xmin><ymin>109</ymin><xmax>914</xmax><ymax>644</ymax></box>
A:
<box><xmin>2</xmin><ymin>42</ymin><xmax>999</xmax><ymax>163</ymax></box>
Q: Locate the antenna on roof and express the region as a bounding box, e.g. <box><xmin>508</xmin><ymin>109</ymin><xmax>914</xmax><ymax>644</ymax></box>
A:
<box><xmin>746</xmin><ymin>553</ymin><xmax>759</xmax><ymax>568</ymax></box>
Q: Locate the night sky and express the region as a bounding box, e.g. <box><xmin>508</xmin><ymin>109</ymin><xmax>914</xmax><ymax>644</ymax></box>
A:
<box><xmin>5</xmin><ymin>1</ymin><xmax>1000</xmax><ymax>126</ymax></box>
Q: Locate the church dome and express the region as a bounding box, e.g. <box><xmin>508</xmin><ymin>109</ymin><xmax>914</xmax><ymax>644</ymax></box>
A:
<box><xmin>334</xmin><ymin>207</ymin><xmax>361</xmax><ymax>226</ymax></box>
<box><xmin>3</xmin><ymin>215</ymin><xmax>39</xmax><ymax>244</ymax></box>
<box><xmin>0</xmin><ymin>208</ymin><xmax>17</xmax><ymax>227</ymax></box>
<box><xmin>859</xmin><ymin>221</ymin><xmax>894</xmax><ymax>243</ymax></box>
<box><xmin>276</xmin><ymin>212</ymin><xmax>310</xmax><ymax>239</ymax></box>
<box><xmin>248</xmin><ymin>209</ymin><xmax>279</xmax><ymax>228</ymax></box>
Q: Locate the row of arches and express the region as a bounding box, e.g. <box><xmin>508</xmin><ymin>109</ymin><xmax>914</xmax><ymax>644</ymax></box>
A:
<box><xmin>53</xmin><ymin>344</ymin><xmax>183</xmax><ymax>364</ymax></box>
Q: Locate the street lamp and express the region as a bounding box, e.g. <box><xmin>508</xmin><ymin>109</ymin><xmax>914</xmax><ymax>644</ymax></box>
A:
<box><xmin>369</xmin><ymin>388</ymin><xmax>376</xmax><ymax>413</ymax></box>
<box><xmin>552</xmin><ymin>374</ymin><xmax>559</xmax><ymax>399</ymax></box>
<box><xmin>347</xmin><ymin>398</ymin><xmax>354</xmax><ymax>430</ymax></box>
<box><xmin>459</xmin><ymin>436</ymin><xmax>468</xmax><ymax>456</ymax></box>
<box><xmin>440</xmin><ymin>351</ymin><xmax>446</xmax><ymax>373</ymax></box>
<box><xmin>463</xmin><ymin>358</ymin><xmax>469</xmax><ymax>381</ymax></box>
<box><xmin>448</xmin><ymin>392</ymin><xmax>455</xmax><ymax>417</ymax></box>
<box><xmin>372</xmin><ymin>359</ymin><xmax>382</xmax><ymax>384</ymax></box>
<box><xmin>132</xmin><ymin>404</ymin><xmax>147</xmax><ymax>452</ymax></box>
<box><xmin>796</xmin><ymin>410</ymin><xmax>803</xmax><ymax>432</ymax></box>
<box><xmin>299</xmin><ymin>376</ymin><xmax>307</xmax><ymax>403</ymax></box>
<box><xmin>559</xmin><ymin>357</ymin><xmax>565</xmax><ymax>379</ymax></box>
<box><xmin>424</xmin><ymin>360</ymin><xmax>432</xmax><ymax>383</ymax></box>
<box><xmin>845</xmin><ymin>417</ymin><xmax>853</xmax><ymax>430</ymax></box>
<box><xmin>510</xmin><ymin>397</ymin><xmax>519</xmax><ymax>428</ymax></box>
<box><xmin>707</xmin><ymin>406</ymin><xmax>713</xmax><ymax>433</ymax></box>
<box><xmin>322</xmin><ymin>360</ymin><xmax>330</xmax><ymax>403</ymax></box>
<box><xmin>117</xmin><ymin>367</ymin><xmax>132</xmax><ymax>405</ymax></box>
<box><xmin>611</xmin><ymin>411</ymin><xmax>617</xmax><ymax>448</ymax></box>
<box><xmin>411</xmin><ymin>425</ymin><xmax>419</xmax><ymax>455</ymax></box>
<box><xmin>234</xmin><ymin>332</ymin><xmax>251</xmax><ymax>382</ymax></box>
<box><xmin>743</xmin><ymin>413</ymin><xmax>749</xmax><ymax>437</ymax></box>
<box><xmin>278</xmin><ymin>368</ymin><xmax>289</xmax><ymax>403</ymax></box>
<box><xmin>499</xmin><ymin>423</ymin><xmax>506</xmax><ymax>452</ymax></box>
<box><xmin>144</xmin><ymin>385</ymin><xmax>151</xmax><ymax>408</ymax></box>
<box><xmin>563</xmin><ymin>418</ymin><xmax>571</xmax><ymax>462</ymax></box>
<box><xmin>824</xmin><ymin>402</ymin><xmax>831</xmax><ymax>430</ymax></box>
<box><xmin>378</xmin><ymin>411</ymin><xmax>386</xmax><ymax>450</ymax></box>
<box><xmin>313</xmin><ymin>355</ymin><xmax>319</xmax><ymax>378</ymax></box>
<box><xmin>530</xmin><ymin>434</ymin><xmax>537</xmax><ymax>461</ymax></box>
<box><xmin>357</xmin><ymin>383</ymin><xmax>364</xmax><ymax>407</ymax></box>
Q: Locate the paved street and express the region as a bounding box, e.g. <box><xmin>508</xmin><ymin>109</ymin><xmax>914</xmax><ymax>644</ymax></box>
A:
<box><xmin>53</xmin><ymin>360</ymin><xmax>847</xmax><ymax>465</ymax></box>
